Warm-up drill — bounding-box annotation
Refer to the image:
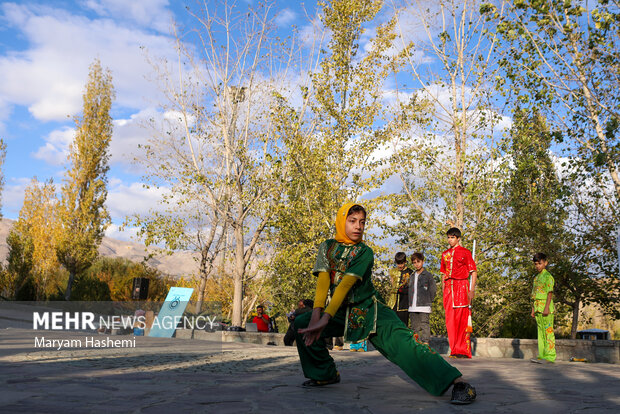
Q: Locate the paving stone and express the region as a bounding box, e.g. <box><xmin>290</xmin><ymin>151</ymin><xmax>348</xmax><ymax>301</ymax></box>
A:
<box><xmin>1</xmin><ymin>328</ymin><xmax>619</xmax><ymax>413</ymax></box>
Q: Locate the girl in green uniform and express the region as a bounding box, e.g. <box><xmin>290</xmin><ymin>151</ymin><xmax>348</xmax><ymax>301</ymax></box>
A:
<box><xmin>294</xmin><ymin>203</ymin><xmax>476</xmax><ymax>404</ymax></box>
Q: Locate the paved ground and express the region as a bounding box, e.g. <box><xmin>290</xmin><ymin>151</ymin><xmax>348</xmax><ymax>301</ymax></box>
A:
<box><xmin>1</xmin><ymin>328</ymin><xmax>619</xmax><ymax>413</ymax></box>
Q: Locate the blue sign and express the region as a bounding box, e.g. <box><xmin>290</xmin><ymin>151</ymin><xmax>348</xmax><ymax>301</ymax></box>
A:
<box><xmin>148</xmin><ymin>287</ymin><xmax>194</xmax><ymax>338</ymax></box>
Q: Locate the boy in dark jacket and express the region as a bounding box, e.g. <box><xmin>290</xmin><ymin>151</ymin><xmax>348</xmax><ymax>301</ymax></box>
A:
<box><xmin>408</xmin><ymin>252</ymin><xmax>437</xmax><ymax>343</ymax></box>
<box><xmin>392</xmin><ymin>252</ymin><xmax>413</xmax><ymax>327</ymax></box>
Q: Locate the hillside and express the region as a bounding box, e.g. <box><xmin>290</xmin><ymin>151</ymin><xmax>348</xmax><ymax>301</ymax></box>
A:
<box><xmin>0</xmin><ymin>219</ymin><xmax>198</xmax><ymax>278</ymax></box>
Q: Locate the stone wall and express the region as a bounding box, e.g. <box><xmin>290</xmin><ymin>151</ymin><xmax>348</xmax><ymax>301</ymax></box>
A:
<box><xmin>430</xmin><ymin>337</ymin><xmax>620</xmax><ymax>364</ymax></box>
<box><xmin>181</xmin><ymin>330</ymin><xmax>619</xmax><ymax>364</ymax></box>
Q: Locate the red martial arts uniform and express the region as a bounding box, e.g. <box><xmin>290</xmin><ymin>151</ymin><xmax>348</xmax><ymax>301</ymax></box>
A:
<box><xmin>441</xmin><ymin>245</ymin><xmax>476</xmax><ymax>358</ymax></box>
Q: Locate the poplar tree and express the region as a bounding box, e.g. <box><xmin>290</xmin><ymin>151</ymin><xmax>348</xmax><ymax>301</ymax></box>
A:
<box><xmin>56</xmin><ymin>60</ymin><xmax>115</xmax><ymax>300</ymax></box>
<box><xmin>7</xmin><ymin>179</ymin><xmax>62</xmax><ymax>300</ymax></box>
<box><xmin>0</xmin><ymin>138</ymin><xmax>7</xmax><ymax>297</ymax></box>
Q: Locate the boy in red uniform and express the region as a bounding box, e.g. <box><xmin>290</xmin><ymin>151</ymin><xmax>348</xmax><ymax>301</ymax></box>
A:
<box><xmin>440</xmin><ymin>228</ymin><xmax>477</xmax><ymax>358</ymax></box>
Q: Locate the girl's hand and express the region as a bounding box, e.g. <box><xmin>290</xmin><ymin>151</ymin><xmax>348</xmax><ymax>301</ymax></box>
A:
<box><xmin>308</xmin><ymin>308</ymin><xmax>321</xmax><ymax>327</ymax></box>
<box><xmin>298</xmin><ymin>313</ymin><xmax>330</xmax><ymax>346</ymax></box>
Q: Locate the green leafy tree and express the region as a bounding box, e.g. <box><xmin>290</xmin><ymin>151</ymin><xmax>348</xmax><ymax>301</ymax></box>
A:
<box><xmin>506</xmin><ymin>110</ymin><xmax>563</xmax><ymax>253</ymax></box>
<box><xmin>82</xmin><ymin>257</ymin><xmax>176</xmax><ymax>302</ymax></box>
<box><xmin>71</xmin><ymin>274</ymin><xmax>112</xmax><ymax>301</ymax></box>
<box><xmin>500</xmin><ymin>109</ymin><xmax>564</xmax><ymax>337</ymax></box>
<box><xmin>504</xmin><ymin>108</ymin><xmax>618</xmax><ymax>338</ymax></box>
<box><xmin>5</xmin><ymin>225</ymin><xmax>35</xmax><ymax>300</ymax></box>
<box><xmin>56</xmin><ymin>59</ymin><xmax>115</xmax><ymax>300</ymax></box>
<box><xmin>265</xmin><ymin>0</ymin><xmax>409</xmax><ymax>313</ymax></box>
<box><xmin>489</xmin><ymin>0</ymin><xmax>620</xmax><ymax>215</ymax></box>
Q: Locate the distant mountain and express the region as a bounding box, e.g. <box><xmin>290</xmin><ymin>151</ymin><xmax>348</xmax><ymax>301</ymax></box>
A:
<box><xmin>0</xmin><ymin>219</ymin><xmax>198</xmax><ymax>278</ymax></box>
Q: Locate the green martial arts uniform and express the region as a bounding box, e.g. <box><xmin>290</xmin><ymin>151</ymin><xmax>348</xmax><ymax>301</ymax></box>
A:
<box><xmin>532</xmin><ymin>269</ymin><xmax>556</xmax><ymax>362</ymax></box>
<box><xmin>294</xmin><ymin>239</ymin><xmax>461</xmax><ymax>396</ymax></box>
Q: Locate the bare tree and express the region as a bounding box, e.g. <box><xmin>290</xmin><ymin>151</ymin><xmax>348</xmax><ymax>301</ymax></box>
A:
<box><xmin>390</xmin><ymin>0</ymin><xmax>508</xmax><ymax>231</ymax></box>
<box><xmin>136</xmin><ymin>1</ymin><xmax>300</xmax><ymax>326</ymax></box>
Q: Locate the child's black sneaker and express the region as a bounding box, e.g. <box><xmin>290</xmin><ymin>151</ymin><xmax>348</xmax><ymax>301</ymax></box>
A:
<box><xmin>450</xmin><ymin>381</ymin><xmax>476</xmax><ymax>404</ymax></box>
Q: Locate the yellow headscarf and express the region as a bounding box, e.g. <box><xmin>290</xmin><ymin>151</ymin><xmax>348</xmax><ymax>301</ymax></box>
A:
<box><xmin>335</xmin><ymin>202</ymin><xmax>364</xmax><ymax>244</ymax></box>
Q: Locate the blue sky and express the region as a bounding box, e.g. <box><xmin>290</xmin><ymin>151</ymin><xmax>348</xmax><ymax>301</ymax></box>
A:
<box><xmin>0</xmin><ymin>0</ymin><xmax>312</xmax><ymax>241</ymax></box>
<box><xmin>0</xmin><ymin>0</ymin><xmax>516</xmax><ymax>249</ymax></box>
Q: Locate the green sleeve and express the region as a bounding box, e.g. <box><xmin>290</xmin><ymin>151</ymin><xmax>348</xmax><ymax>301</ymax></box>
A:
<box><xmin>313</xmin><ymin>241</ymin><xmax>330</xmax><ymax>275</ymax></box>
<box><xmin>544</xmin><ymin>270</ymin><xmax>554</xmax><ymax>294</ymax></box>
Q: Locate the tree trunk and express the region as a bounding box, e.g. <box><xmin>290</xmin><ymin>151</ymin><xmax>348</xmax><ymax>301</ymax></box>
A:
<box><xmin>243</xmin><ymin>295</ymin><xmax>259</xmax><ymax>328</ymax></box>
<box><xmin>451</xmin><ymin>69</ymin><xmax>465</xmax><ymax>230</ymax></box>
<box><xmin>576</xmin><ymin>64</ymin><xmax>620</xmax><ymax>204</ymax></box>
<box><xmin>231</xmin><ymin>223</ymin><xmax>245</xmax><ymax>327</ymax></box>
<box><xmin>195</xmin><ymin>263</ymin><xmax>208</xmax><ymax>315</ymax></box>
<box><xmin>570</xmin><ymin>297</ymin><xmax>580</xmax><ymax>339</ymax></box>
<box><xmin>454</xmin><ymin>129</ymin><xmax>465</xmax><ymax>229</ymax></box>
<box><xmin>195</xmin><ymin>221</ymin><xmax>227</xmax><ymax>314</ymax></box>
<box><xmin>64</xmin><ymin>269</ymin><xmax>75</xmax><ymax>301</ymax></box>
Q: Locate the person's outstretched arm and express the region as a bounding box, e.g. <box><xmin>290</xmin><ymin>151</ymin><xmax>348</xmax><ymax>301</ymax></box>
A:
<box><xmin>299</xmin><ymin>275</ymin><xmax>357</xmax><ymax>346</ymax></box>
<box><xmin>304</xmin><ymin>271</ymin><xmax>331</xmax><ymax>341</ymax></box>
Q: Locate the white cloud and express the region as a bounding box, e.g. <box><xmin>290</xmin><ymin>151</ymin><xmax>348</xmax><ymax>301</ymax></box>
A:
<box><xmin>418</xmin><ymin>83</ymin><xmax>461</xmax><ymax>113</ymax></box>
<box><xmin>29</xmin><ymin>107</ymin><xmax>190</xmax><ymax>173</ymax></box>
<box><xmin>0</xmin><ymin>98</ymin><xmax>13</xmax><ymax>135</ymax></box>
<box><xmin>32</xmin><ymin>126</ymin><xmax>75</xmax><ymax>166</ymax></box>
<box><xmin>0</xmin><ymin>2</ymin><xmax>177</xmax><ymax>124</ymax></box>
<box><xmin>494</xmin><ymin>115</ymin><xmax>513</xmax><ymax>133</ymax></box>
<box><xmin>2</xmin><ymin>174</ymin><xmax>171</xmax><ymax>224</ymax></box>
<box><xmin>106</xmin><ymin>179</ymin><xmax>171</xmax><ymax>221</ymax></box>
<box><xmin>299</xmin><ymin>16</ymin><xmax>328</xmax><ymax>48</ymax></box>
<box><xmin>110</xmin><ymin>108</ymin><xmax>161</xmax><ymax>171</ymax></box>
<box><xmin>104</xmin><ymin>223</ymin><xmax>142</xmax><ymax>243</ymax></box>
<box><xmin>83</xmin><ymin>0</ymin><xmax>173</xmax><ymax>33</ymax></box>
<box><xmin>275</xmin><ymin>8</ymin><xmax>296</xmax><ymax>27</ymax></box>
<box><xmin>393</xmin><ymin>2</ymin><xmax>443</xmax><ymax>44</ymax></box>
<box><xmin>2</xmin><ymin>177</ymin><xmax>32</xmax><ymax>219</ymax></box>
